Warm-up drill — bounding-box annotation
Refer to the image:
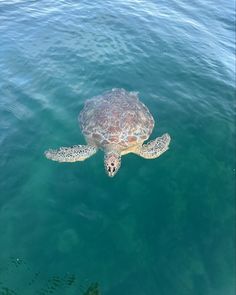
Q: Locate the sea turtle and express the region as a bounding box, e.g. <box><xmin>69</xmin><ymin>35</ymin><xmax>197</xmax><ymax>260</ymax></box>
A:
<box><xmin>45</xmin><ymin>88</ymin><xmax>171</xmax><ymax>177</ymax></box>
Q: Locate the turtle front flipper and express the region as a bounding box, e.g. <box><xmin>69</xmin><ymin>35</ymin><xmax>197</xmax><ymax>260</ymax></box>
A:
<box><xmin>136</xmin><ymin>133</ymin><xmax>171</xmax><ymax>159</ymax></box>
<box><xmin>44</xmin><ymin>145</ymin><xmax>97</xmax><ymax>162</ymax></box>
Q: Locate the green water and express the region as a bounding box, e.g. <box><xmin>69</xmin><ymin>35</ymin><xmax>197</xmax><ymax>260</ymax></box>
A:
<box><xmin>0</xmin><ymin>0</ymin><xmax>235</xmax><ymax>294</ymax></box>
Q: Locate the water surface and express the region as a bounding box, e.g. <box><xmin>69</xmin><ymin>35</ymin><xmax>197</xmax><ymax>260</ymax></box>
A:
<box><xmin>0</xmin><ymin>0</ymin><xmax>235</xmax><ymax>294</ymax></box>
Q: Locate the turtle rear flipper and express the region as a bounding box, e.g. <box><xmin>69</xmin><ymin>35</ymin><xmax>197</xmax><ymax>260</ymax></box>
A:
<box><xmin>45</xmin><ymin>145</ymin><xmax>97</xmax><ymax>162</ymax></box>
<box><xmin>136</xmin><ymin>133</ymin><xmax>171</xmax><ymax>159</ymax></box>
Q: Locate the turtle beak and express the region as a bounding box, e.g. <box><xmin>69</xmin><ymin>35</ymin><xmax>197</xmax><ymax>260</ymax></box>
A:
<box><xmin>107</xmin><ymin>165</ymin><xmax>118</xmax><ymax>177</ymax></box>
<box><xmin>104</xmin><ymin>151</ymin><xmax>121</xmax><ymax>177</ymax></box>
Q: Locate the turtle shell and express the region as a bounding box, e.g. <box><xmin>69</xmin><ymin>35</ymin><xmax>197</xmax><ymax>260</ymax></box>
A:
<box><xmin>79</xmin><ymin>89</ymin><xmax>155</xmax><ymax>150</ymax></box>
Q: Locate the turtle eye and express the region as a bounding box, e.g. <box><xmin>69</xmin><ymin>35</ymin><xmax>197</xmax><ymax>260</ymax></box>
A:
<box><xmin>108</xmin><ymin>167</ymin><xmax>111</xmax><ymax>172</ymax></box>
<box><xmin>113</xmin><ymin>167</ymin><xmax>116</xmax><ymax>172</ymax></box>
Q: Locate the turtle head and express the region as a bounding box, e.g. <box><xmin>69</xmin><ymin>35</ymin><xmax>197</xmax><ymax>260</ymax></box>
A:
<box><xmin>104</xmin><ymin>151</ymin><xmax>121</xmax><ymax>177</ymax></box>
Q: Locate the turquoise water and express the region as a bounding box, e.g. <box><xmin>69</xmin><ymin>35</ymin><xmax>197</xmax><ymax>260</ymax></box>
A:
<box><xmin>0</xmin><ymin>0</ymin><xmax>235</xmax><ymax>294</ymax></box>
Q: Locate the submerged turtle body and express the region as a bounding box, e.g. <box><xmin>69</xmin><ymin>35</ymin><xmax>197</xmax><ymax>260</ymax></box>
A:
<box><xmin>45</xmin><ymin>88</ymin><xmax>171</xmax><ymax>177</ymax></box>
<box><xmin>79</xmin><ymin>88</ymin><xmax>154</xmax><ymax>152</ymax></box>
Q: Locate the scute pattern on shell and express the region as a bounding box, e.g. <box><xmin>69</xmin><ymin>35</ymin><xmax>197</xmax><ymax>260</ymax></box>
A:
<box><xmin>79</xmin><ymin>88</ymin><xmax>155</xmax><ymax>149</ymax></box>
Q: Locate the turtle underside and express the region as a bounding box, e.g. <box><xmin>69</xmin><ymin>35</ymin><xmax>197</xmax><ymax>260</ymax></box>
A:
<box><xmin>79</xmin><ymin>88</ymin><xmax>155</xmax><ymax>150</ymax></box>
